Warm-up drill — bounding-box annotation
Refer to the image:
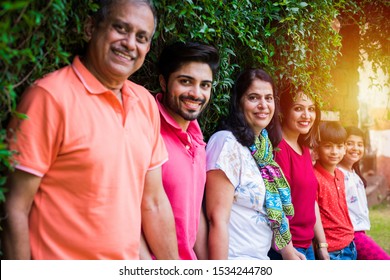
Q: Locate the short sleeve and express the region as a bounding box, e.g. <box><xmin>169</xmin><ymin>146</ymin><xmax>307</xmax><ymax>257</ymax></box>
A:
<box><xmin>206</xmin><ymin>131</ymin><xmax>244</xmax><ymax>188</ymax></box>
<box><xmin>125</xmin><ymin>81</ymin><xmax>168</xmax><ymax>171</ymax></box>
<box><xmin>148</xmin><ymin>97</ymin><xmax>168</xmax><ymax>170</ymax></box>
<box><xmin>8</xmin><ymin>85</ymin><xmax>64</xmax><ymax>177</ymax></box>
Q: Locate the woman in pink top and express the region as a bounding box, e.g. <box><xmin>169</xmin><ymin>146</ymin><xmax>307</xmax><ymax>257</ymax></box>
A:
<box><xmin>268</xmin><ymin>82</ymin><xmax>329</xmax><ymax>260</ymax></box>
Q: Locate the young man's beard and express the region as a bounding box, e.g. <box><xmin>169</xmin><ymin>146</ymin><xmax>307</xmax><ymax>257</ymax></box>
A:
<box><xmin>163</xmin><ymin>91</ymin><xmax>207</xmax><ymax>121</ymax></box>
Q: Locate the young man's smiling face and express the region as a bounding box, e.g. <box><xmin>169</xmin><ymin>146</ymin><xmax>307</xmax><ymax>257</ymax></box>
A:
<box><xmin>160</xmin><ymin>61</ymin><xmax>213</xmax><ymax>130</ymax></box>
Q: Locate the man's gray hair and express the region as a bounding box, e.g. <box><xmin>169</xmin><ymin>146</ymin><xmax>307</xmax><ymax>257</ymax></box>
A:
<box><xmin>92</xmin><ymin>0</ymin><xmax>157</xmax><ymax>32</ymax></box>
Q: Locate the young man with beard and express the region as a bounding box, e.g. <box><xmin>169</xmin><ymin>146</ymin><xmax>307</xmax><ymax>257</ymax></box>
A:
<box><xmin>141</xmin><ymin>41</ymin><xmax>219</xmax><ymax>259</ymax></box>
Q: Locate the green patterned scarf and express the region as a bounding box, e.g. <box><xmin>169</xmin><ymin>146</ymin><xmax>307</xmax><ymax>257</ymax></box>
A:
<box><xmin>248</xmin><ymin>129</ymin><xmax>294</xmax><ymax>251</ymax></box>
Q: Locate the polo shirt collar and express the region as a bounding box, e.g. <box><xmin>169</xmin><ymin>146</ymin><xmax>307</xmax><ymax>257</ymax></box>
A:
<box><xmin>71</xmin><ymin>56</ymin><xmax>109</xmax><ymax>95</ymax></box>
<box><xmin>314</xmin><ymin>161</ymin><xmax>343</xmax><ymax>181</ymax></box>
<box><xmin>71</xmin><ymin>56</ymin><xmax>138</xmax><ymax>104</ymax></box>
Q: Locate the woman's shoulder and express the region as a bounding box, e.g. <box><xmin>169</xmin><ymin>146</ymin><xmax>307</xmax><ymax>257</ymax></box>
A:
<box><xmin>337</xmin><ymin>166</ymin><xmax>355</xmax><ymax>179</ymax></box>
<box><xmin>277</xmin><ymin>138</ymin><xmax>289</xmax><ymax>149</ymax></box>
<box><xmin>278</xmin><ymin>138</ymin><xmax>312</xmax><ymax>156</ymax></box>
<box><xmin>207</xmin><ymin>130</ymin><xmax>244</xmax><ymax>156</ymax></box>
<box><xmin>208</xmin><ymin>130</ymin><xmax>236</xmax><ymax>144</ymax></box>
<box><xmin>275</xmin><ymin>138</ymin><xmax>293</xmax><ymax>157</ymax></box>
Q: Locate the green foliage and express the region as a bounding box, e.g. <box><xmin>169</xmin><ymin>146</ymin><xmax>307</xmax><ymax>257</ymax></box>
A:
<box><xmin>357</xmin><ymin>0</ymin><xmax>389</xmax><ymax>85</ymax></box>
<box><xmin>338</xmin><ymin>0</ymin><xmax>389</xmax><ymax>87</ymax></box>
<box><xmin>135</xmin><ymin>0</ymin><xmax>345</xmax><ymax>139</ymax></box>
<box><xmin>0</xmin><ymin>0</ymin><xmax>95</xmax><ymax>201</ymax></box>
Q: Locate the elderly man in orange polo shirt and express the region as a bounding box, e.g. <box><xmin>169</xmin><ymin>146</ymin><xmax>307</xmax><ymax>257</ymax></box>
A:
<box><xmin>3</xmin><ymin>0</ymin><xmax>178</xmax><ymax>260</ymax></box>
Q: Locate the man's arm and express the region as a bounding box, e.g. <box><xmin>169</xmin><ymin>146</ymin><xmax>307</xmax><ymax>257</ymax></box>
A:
<box><xmin>141</xmin><ymin>167</ymin><xmax>179</xmax><ymax>259</ymax></box>
<box><xmin>2</xmin><ymin>169</ymin><xmax>41</xmax><ymax>259</ymax></box>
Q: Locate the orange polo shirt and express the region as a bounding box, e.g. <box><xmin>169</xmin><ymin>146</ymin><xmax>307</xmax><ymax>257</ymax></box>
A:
<box><xmin>8</xmin><ymin>56</ymin><xmax>168</xmax><ymax>259</ymax></box>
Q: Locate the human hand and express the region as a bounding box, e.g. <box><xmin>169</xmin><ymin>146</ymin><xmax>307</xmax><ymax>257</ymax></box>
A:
<box><xmin>280</xmin><ymin>244</ymin><xmax>307</xmax><ymax>260</ymax></box>
<box><xmin>294</xmin><ymin>248</ymin><xmax>307</xmax><ymax>260</ymax></box>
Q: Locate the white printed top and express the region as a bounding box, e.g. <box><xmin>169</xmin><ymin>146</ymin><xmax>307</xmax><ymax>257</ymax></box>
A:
<box><xmin>206</xmin><ymin>130</ymin><xmax>272</xmax><ymax>259</ymax></box>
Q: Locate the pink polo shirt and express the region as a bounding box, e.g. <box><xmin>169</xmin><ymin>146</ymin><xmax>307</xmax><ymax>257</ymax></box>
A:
<box><xmin>314</xmin><ymin>162</ymin><xmax>354</xmax><ymax>252</ymax></box>
<box><xmin>156</xmin><ymin>93</ymin><xmax>206</xmax><ymax>260</ymax></box>
<box><xmin>8</xmin><ymin>56</ymin><xmax>168</xmax><ymax>259</ymax></box>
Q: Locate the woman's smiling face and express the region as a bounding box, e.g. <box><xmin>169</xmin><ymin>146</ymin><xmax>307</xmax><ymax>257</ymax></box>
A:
<box><xmin>240</xmin><ymin>79</ymin><xmax>275</xmax><ymax>136</ymax></box>
<box><xmin>283</xmin><ymin>92</ymin><xmax>316</xmax><ymax>136</ymax></box>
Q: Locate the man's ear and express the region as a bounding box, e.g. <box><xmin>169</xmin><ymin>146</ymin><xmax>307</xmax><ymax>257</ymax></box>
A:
<box><xmin>159</xmin><ymin>75</ymin><xmax>167</xmax><ymax>92</ymax></box>
<box><xmin>84</xmin><ymin>16</ymin><xmax>94</xmax><ymax>41</ymax></box>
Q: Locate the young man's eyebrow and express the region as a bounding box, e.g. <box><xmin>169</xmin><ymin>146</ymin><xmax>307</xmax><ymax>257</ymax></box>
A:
<box><xmin>177</xmin><ymin>75</ymin><xmax>194</xmax><ymax>79</ymax></box>
<box><xmin>176</xmin><ymin>75</ymin><xmax>212</xmax><ymax>83</ymax></box>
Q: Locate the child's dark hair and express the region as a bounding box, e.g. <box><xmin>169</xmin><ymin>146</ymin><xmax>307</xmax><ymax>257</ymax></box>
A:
<box><xmin>345</xmin><ymin>126</ymin><xmax>367</xmax><ymax>188</ymax></box>
<box><xmin>318</xmin><ymin>121</ymin><xmax>347</xmax><ymax>144</ymax></box>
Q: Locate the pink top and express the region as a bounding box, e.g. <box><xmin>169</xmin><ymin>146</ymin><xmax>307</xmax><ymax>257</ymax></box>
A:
<box><xmin>156</xmin><ymin>93</ymin><xmax>206</xmax><ymax>260</ymax></box>
<box><xmin>275</xmin><ymin>139</ymin><xmax>317</xmax><ymax>248</ymax></box>
<box><xmin>8</xmin><ymin>57</ymin><xmax>168</xmax><ymax>259</ymax></box>
<box><xmin>314</xmin><ymin>163</ymin><xmax>355</xmax><ymax>252</ymax></box>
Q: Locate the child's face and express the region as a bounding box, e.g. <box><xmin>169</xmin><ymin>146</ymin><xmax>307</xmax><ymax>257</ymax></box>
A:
<box><xmin>317</xmin><ymin>141</ymin><xmax>346</xmax><ymax>168</ymax></box>
<box><xmin>343</xmin><ymin>135</ymin><xmax>364</xmax><ymax>165</ymax></box>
